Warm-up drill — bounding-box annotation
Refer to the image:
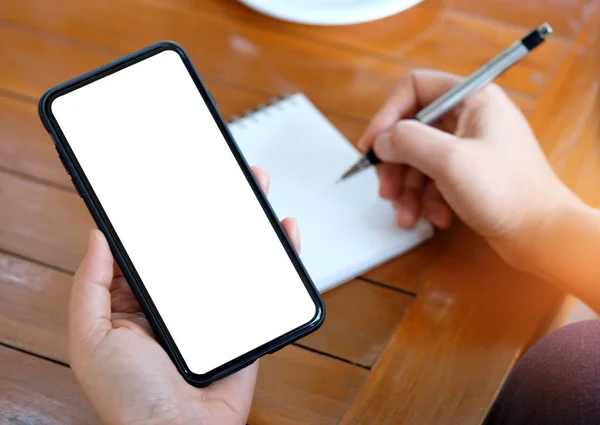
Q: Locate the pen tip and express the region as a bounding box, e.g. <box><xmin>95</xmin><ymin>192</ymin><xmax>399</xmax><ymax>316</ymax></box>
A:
<box><xmin>539</xmin><ymin>23</ymin><xmax>553</xmax><ymax>37</ymax></box>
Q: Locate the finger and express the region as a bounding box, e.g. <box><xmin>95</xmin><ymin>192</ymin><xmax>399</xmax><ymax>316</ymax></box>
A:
<box><xmin>396</xmin><ymin>167</ymin><xmax>425</xmax><ymax>229</ymax></box>
<box><xmin>113</xmin><ymin>261</ymin><xmax>123</xmax><ymax>279</ymax></box>
<box><xmin>251</xmin><ymin>165</ymin><xmax>270</xmax><ymax>196</ymax></box>
<box><xmin>422</xmin><ymin>181</ymin><xmax>453</xmax><ymax>229</ymax></box>
<box><xmin>378</xmin><ymin>163</ymin><xmax>405</xmax><ymax>201</ymax></box>
<box><xmin>110</xmin><ymin>276</ymin><xmax>142</xmax><ymax>314</ymax></box>
<box><xmin>358</xmin><ymin>69</ymin><xmax>463</xmax><ymax>152</ymax></box>
<box><xmin>69</xmin><ymin>230</ymin><xmax>114</xmax><ymax>354</ymax></box>
<box><xmin>111</xmin><ymin>312</ymin><xmax>154</xmax><ymax>337</ymax></box>
<box><xmin>373</xmin><ymin>120</ymin><xmax>459</xmax><ymax>181</ymax></box>
<box><xmin>281</xmin><ymin>217</ymin><xmax>301</xmax><ymax>253</ymax></box>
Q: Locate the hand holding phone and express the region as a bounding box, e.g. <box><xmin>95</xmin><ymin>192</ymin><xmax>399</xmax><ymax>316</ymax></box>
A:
<box><xmin>66</xmin><ymin>167</ymin><xmax>297</xmax><ymax>425</ymax></box>
<box><xmin>40</xmin><ymin>42</ymin><xmax>324</xmax><ymax>387</ymax></box>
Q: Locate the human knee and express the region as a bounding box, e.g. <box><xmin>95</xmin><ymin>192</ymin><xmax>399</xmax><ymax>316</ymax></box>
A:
<box><xmin>485</xmin><ymin>319</ymin><xmax>600</xmax><ymax>425</ymax></box>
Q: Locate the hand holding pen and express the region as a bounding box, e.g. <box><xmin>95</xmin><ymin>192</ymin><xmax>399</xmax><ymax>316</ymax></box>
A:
<box><xmin>338</xmin><ymin>23</ymin><xmax>553</xmax><ymax>182</ymax></box>
<box><xmin>341</xmin><ymin>22</ymin><xmax>570</xmax><ymax>254</ymax></box>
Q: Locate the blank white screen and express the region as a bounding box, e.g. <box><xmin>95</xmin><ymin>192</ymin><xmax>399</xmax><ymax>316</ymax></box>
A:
<box><xmin>51</xmin><ymin>49</ymin><xmax>317</xmax><ymax>375</ymax></box>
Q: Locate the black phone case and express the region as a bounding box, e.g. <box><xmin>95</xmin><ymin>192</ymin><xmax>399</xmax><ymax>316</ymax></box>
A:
<box><xmin>38</xmin><ymin>41</ymin><xmax>325</xmax><ymax>388</ymax></box>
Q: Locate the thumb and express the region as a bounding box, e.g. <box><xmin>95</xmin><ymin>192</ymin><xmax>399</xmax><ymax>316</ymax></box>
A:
<box><xmin>69</xmin><ymin>229</ymin><xmax>114</xmax><ymax>356</ymax></box>
<box><xmin>373</xmin><ymin>120</ymin><xmax>458</xmax><ymax>180</ymax></box>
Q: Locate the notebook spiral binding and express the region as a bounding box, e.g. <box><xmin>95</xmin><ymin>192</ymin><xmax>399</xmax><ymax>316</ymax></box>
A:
<box><xmin>228</xmin><ymin>92</ymin><xmax>295</xmax><ymax>124</ymax></box>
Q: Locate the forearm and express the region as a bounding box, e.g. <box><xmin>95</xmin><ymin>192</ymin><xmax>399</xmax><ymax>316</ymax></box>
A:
<box><xmin>525</xmin><ymin>198</ymin><xmax>600</xmax><ymax>313</ymax></box>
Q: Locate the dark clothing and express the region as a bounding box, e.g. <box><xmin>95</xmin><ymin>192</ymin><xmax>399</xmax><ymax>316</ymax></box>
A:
<box><xmin>485</xmin><ymin>320</ymin><xmax>600</xmax><ymax>425</ymax></box>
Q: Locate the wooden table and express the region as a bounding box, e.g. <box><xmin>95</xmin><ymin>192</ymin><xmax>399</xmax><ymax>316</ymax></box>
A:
<box><xmin>1</xmin><ymin>1</ymin><xmax>599</xmax><ymax>424</ymax></box>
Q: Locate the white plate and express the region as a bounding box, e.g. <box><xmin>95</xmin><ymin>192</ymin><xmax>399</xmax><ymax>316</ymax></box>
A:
<box><xmin>237</xmin><ymin>0</ymin><xmax>424</xmax><ymax>26</ymax></box>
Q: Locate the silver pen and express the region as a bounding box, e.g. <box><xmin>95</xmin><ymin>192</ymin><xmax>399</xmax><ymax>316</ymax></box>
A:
<box><xmin>338</xmin><ymin>22</ymin><xmax>553</xmax><ymax>182</ymax></box>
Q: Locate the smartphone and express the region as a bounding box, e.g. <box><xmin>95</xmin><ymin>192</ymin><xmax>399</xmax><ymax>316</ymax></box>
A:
<box><xmin>39</xmin><ymin>41</ymin><xmax>324</xmax><ymax>387</ymax></box>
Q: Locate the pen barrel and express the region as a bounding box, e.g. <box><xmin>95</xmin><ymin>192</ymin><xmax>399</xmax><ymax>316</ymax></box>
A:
<box><xmin>416</xmin><ymin>41</ymin><xmax>529</xmax><ymax>125</ymax></box>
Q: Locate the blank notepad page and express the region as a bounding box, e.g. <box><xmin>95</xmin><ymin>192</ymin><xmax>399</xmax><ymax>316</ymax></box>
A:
<box><xmin>229</xmin><ymin>93</ymin><xmax>434</xmax><ymax>293</ymax></box>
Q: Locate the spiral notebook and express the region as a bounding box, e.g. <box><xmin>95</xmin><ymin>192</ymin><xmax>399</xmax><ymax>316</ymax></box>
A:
<box><xmin>228</xmin><ymin>93</ymin><xmax>434</xmax><ymax>293</ymax></box>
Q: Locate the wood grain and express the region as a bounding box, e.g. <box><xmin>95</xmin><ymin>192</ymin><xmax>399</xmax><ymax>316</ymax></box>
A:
<box><xmin>338</xmin><ymin>228</ymin><xmax>564</xmax><ymax>425</ymax></box>
<box><xmin>0</xmin><ymin>95</ymin><xmax>72</xmax><ymax>188</ymax></box>
<box><xmin>0</xmin><ymin>253</ymin><xmax>70</xmax><ymax>361</ymax></box>
<box><xmin>299</xmin><ymin>279</ymin><xmax>413</xmax><ymax>367</ymax></box>
<box><xmin>0</xmin><ymin>345</ymin><xmax>100</xmax><ymax>425</ymax></box>
<box><xmin>0</xmin><ymin>171</ymin><xmax>89</xmax><ymax>272</ymax></box>
<box><xmin>0</xmin><ymin>0</ymin><xmax>537</xmax><ymax>117</ymax></box>
<box><xmin>426</xmin><ymin>0</ymin><xmax>598</xmax><ymax>38</ymax></box>
<box><xmin>251</xmin><ymin>345</ymin><xmax>368</xmax><ymax>425</ymax></box>
<box><xmin>528</xmin><ymin>4</ymin><xmax>600</xmax><ymax>207</ymax></box>
<box><xmin>0</xmin><ymin>343</ymin><xmax>366</xmax><ymax>425</ymax></box>
<box><xmin>364</xmin><ymin>222</ymin><xmax>459</xmax><ymax>294</ymax></box>
<box><xmin>193</xmin><ymin>0</ymin><xmax>569</xmax><ymax>95</ymax></box>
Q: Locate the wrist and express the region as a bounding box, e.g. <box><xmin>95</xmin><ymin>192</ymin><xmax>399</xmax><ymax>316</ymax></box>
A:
<box><xmin>117</xmin><ymin>402</ymin><xmax>246</xmax><ymax>425</ymax></box>
<box><xmin>488</xmin><ymin>180</ymin><xmax>581</xmax><ymax>274</ymax></box>
<box><xmin>116</xmin><ymin>404</ymin><xmax>208</xmax><ymax>425</ymax></box>
<box><xmin>512</xmin><ymin>188</ymin><xmax>587</xmax><ymax>278</ymax></box>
